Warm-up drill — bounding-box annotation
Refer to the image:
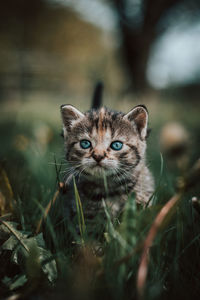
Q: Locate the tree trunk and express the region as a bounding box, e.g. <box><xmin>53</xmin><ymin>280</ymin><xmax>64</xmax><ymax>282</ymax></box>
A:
<box><xmin>120</xmin><ymin>27</ymin><xmax>155</xmax><ymax>92</ymax></box>
<box><xmin>112</xmin><ymin>0</ymin><xmax>182</xmax><ymax>93</ymax></box>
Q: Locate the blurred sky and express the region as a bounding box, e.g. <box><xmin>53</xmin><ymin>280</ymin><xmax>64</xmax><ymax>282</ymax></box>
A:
<box><xmin>49</xmin><ymin>0</ymin><xmax>200</xmax><ymax>89</ymax></box>
<box><xmin>48</xmin><ymin>0</ymin><xmax>117</xmax><ymax>31</ymax></box>
<box><xmin>147</xmin><ymin>21</ymin><xmax>200</xmax><ymax>89</ymax></box>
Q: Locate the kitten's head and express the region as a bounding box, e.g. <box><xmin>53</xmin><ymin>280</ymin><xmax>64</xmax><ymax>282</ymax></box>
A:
<box><xmin>60</xmin><ymin>105</ymin><xmax>149</xmax><ymax>180</ymax></box>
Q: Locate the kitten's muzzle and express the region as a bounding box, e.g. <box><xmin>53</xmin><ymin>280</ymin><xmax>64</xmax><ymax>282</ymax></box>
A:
<box><xmin>92</xmin><ymin>153</ymin><xmax>105</xmax><ymax>163</ymax></box>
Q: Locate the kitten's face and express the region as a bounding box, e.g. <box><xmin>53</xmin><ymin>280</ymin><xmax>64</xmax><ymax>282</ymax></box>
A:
<box><xmin>61</xmin><ymin>105</ymin><xmax>148</xmax><ymax>179</ymax></box>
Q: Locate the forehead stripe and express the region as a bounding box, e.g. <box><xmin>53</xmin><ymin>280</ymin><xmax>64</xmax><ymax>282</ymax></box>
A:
<box><xmin>98</xmin><ymin>107</ymin><xmax>106</xmax><ymax>141</ymax></box>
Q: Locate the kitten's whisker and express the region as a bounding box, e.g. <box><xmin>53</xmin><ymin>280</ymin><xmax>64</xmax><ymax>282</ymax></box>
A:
<box><xmin>77</xmin><ymin>165</ymin><xmax>88</xmax><ymax>181</ymax></box>
<box><xmin>114</xmin><ymin>167</ymin><xmax>130</xmax><ymax>184</ymax></box>
<box><xmin>111</xmin><ymin>167</ymin><xmax>124</xmax><ymax>186</ymax></box>
<box><xmin>118</xmin><ymin>165</ymin><xmax>131</xmax><ymax>177</ymax></box>
<box><xmin>62</xmin><ymin>162</ymin><xmax>84</xmax><ymax>183</ymax></box>
<box><xmin>114</xmin><ymin>171</ymin><xmax>122</xmax><ymax>185</ymax></box>
<box><xmin>64</xmin><ymin>169</ymin><xmax>80</xmax><ymax>184</ymax></box>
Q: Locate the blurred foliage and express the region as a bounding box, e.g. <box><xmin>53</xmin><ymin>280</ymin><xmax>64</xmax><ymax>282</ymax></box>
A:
<box><xmin>1</xmin><ymin>0</ymin><xmax>200</xmax><ymax>99</ymax></box>
<box><xmin>0</xmin><ymin>1</ymin><xmax>200</xmax><ymax>299</ymax></box>
<box><xmin>109</xmin><ymin>0</ymin><xmax>200</xmax><ymax>91</ymax></box>
<box><xmin>0</xmin><ymin>95</ymin><xmax>200</xmax><ymax>299</ymax></box>
<box><xmin>0</xmin><ymin>0</ymin><xmax>123</xmax><ymax>100</ymax></box>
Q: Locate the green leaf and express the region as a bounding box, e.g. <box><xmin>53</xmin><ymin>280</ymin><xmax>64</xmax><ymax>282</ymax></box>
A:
<box><xmin>0</xmin><ymin>220</ymin><xmax>29</xmax><ymax>252</ymax></box>
<box><xmin>25</xmin><ymin>234</ymin><xmax>57</xmax><ymax>283</ymax></box>
<box><xmin>2</xmin><ymin>274</ymin><xmax>27</xmax><ymax>290</ymax></box>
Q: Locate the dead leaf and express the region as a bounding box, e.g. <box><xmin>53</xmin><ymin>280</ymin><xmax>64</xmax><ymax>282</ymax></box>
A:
<box><xmin>0</xmin><ymin>168</ymin><xmax>15</xmax><ymax>215</ymax></box>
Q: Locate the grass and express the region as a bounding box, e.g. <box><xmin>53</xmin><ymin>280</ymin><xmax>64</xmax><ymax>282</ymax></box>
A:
<box><xmin>0</xmin><ymin>94</ymin><xmax>200</xmax><ymax>300</ymax></box>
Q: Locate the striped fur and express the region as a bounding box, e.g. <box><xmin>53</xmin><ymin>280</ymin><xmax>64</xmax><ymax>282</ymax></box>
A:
<box><xmin>60</xmin><ymin>105</ymin><xmax>154</xmax><ymax>222</ymax></box>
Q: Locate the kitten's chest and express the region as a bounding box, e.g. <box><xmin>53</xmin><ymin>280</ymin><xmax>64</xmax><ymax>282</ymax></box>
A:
<box><xmin>81</xmin><ymin>192</ymin><xmax>128</xmax><ymax>220</ymax></box>
<box><xmin>71</xmin><ymin>177</ymin><xmax>133</xmax><ymax>219</ymax></box>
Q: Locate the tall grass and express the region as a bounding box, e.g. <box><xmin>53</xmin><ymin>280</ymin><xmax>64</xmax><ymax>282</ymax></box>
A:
<box><xmin>1</xmin><ymin>155</ymin><xmax>200</xmax><ymax>300</ymax></box>
<box><xmin>0</xmin><ymin>103</ymin><xmax>200</xmax><ymax>300</ymax></box>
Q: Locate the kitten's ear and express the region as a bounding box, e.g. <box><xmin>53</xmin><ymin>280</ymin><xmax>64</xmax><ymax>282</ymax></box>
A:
<box><xmin>60</xmin><ymin>105</ymin><xmax>84</xmax><ymax>131</ymax></box>
<box><xmin>124</xmin><ymin>105</ymin><xmax>148</xmax><ymax>140</ymax></box>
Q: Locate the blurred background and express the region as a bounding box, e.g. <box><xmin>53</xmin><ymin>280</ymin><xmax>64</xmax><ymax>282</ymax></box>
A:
<box><xmin>0</xmin><ymin>0</ymin><xmax>200</xmax><ymax>209</ymax></box>
<box><xmin>0</xmin><ymin>3</ymin><xmax>200</xmax><ymax>298</ymax></box>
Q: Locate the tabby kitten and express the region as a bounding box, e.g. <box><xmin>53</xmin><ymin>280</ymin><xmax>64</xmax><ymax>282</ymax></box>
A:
<box><xmin>60</xmin><ymin>104</ymin><xmax>154</xmax><ymax>224</ymax></box>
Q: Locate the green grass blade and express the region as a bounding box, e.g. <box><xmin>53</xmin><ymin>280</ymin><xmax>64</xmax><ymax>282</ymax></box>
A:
<box><xmin>120</xmin><ymin>192</ymin><xmax>137</xmax><ymax>249</ymax></box>
<box><xmin>33</xmin><ymin>198</ymin><xmax>58</xmax><ymax>251</ymax></box>
<box><xmin>103</xmin><ymin>171</ymin><xmax>108</xmax><ymax>196</ymax></box>
<box><xmin>102</xmin><ymin>199</ymin><xmax>127</xmax><ymax>249</ymax></box>
<box><xmin>145</xmin><ymin>152</ymin><xmax>164</xmax><ymax>207</ymax></box>
<box><xmin>73</xmin><ymin>177</ymin><xmax>85</xmax><ymax>243</ymax></box>
<box><xmin>0</xmin><ymin>220</ymin><xmax>29</xmax><ymax>253</ymax></box>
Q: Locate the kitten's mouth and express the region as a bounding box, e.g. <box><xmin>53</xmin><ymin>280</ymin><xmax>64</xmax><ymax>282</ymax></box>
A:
<box><xmin>95</xmin><ymin>161</ymin><xmax>111</xmax><ymax>169</ymax></box>
<box><xmin>84</xmin><ymin>163</ymin><xmax>116</xmax><ymax>178</ymax></box>
<box><xmin>92</xmin><ymin>163</ymin><xmax>104</xmax><ymax>170</ymax></box>
<box><xmin>95</xmin><ymin>162</ymin><xmax>103</xmax><ymax>167</ymax></box>
<box><xmin>81</xmin><ymin>163</ymin><xmax>108</xmax><ymax>177</ymax></box>
<box><xmin>80</xmin><ymin>158</ymin><xmax>116</xmax><ymax>177</ymax></box>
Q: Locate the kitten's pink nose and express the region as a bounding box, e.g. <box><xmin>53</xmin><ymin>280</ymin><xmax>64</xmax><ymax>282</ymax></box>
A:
<box><xmin>92</xmin><ymin>153</ymin><xmax>105</xmax><ymax>163</ymax></box>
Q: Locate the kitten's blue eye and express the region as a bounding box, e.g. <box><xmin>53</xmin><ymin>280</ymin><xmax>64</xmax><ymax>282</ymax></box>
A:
<box><xmin>110</xmin><ymin>141</ymin><xmax>123</xmax><ymax>151</ymax></box>
<box><xmin>80</xmin><ymin>139</ymin><xmax>91</xmax><ymax>149</ymax></box>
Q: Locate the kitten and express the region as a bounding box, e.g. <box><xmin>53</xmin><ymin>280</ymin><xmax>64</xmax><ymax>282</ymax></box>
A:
<box><xmin>60</xmin><ymin>102</ymin><xmax>154</xmax><ymax>226</ymax></box>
